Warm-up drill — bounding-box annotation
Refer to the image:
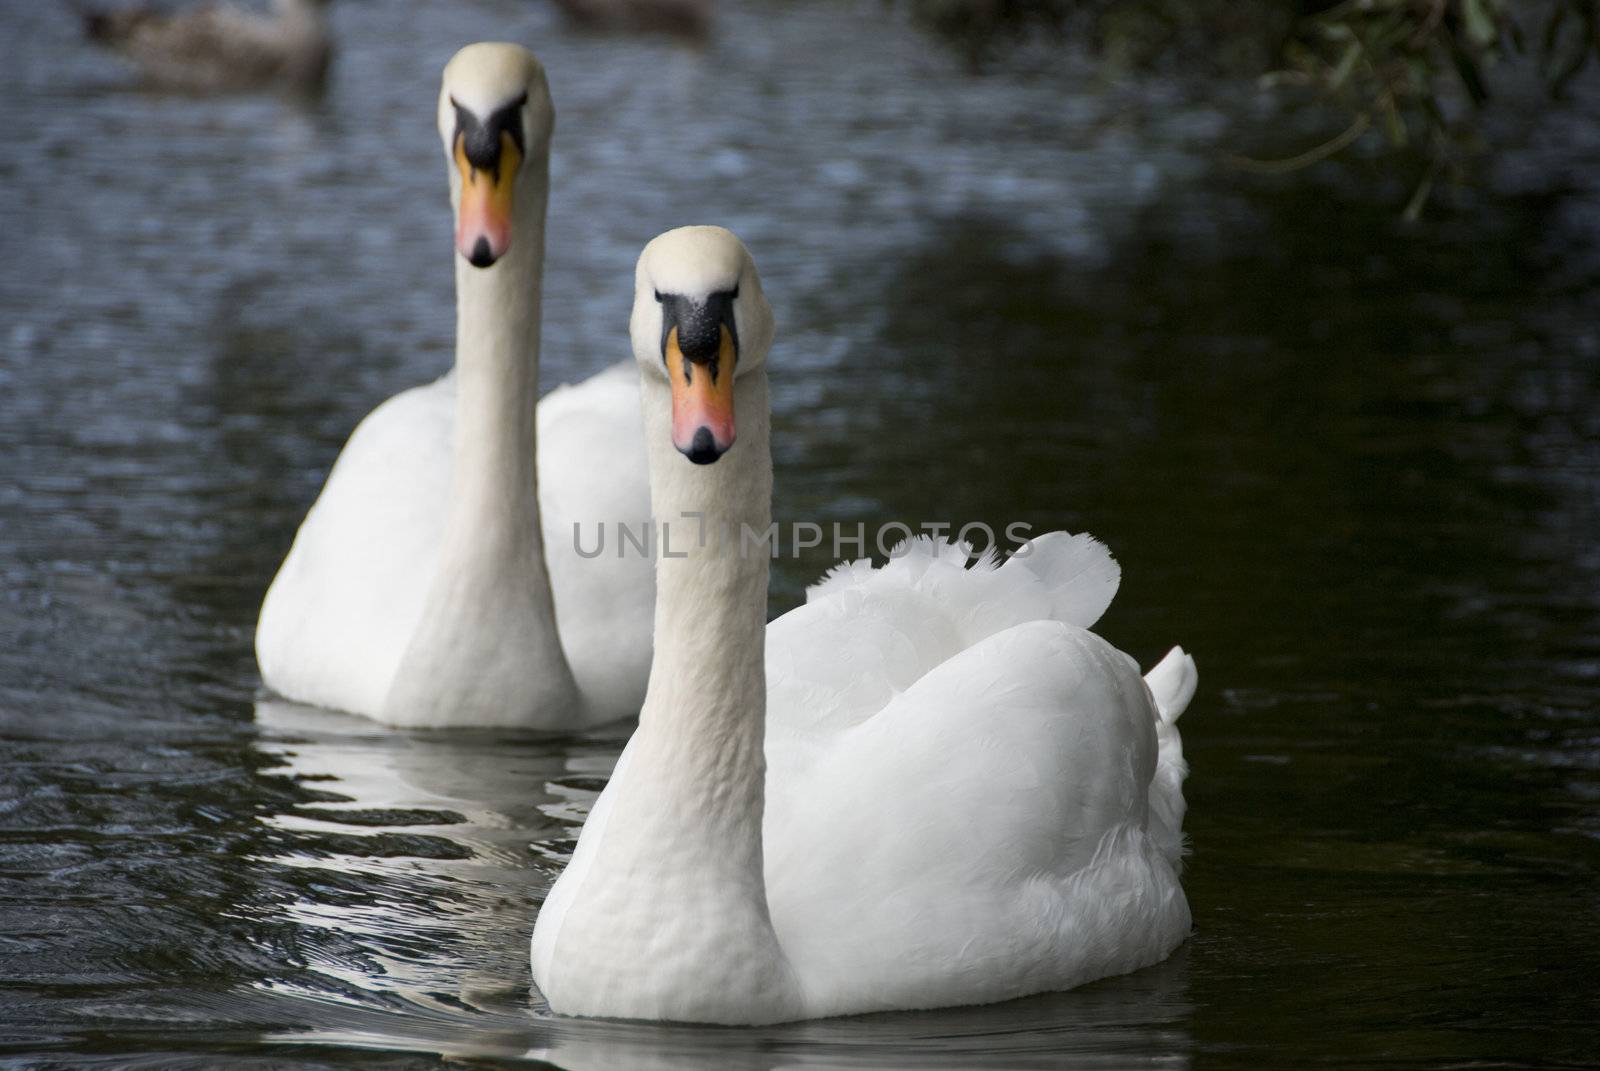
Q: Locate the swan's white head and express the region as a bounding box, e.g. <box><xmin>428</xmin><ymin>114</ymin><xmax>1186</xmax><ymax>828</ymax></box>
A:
<box><xmin>437</xmin><ymin>43</ymin><xmax>554</xmax><ymax>269</ymax></box>
<box><xmin>631</xmin><ymin>226</ymin><xmax>774</xmax><ymax>465</ymax></box>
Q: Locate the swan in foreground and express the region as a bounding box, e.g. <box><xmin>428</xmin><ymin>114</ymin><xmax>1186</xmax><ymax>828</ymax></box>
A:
<box><xmin>81</xmin><ymin>0</ymin><xmax>332</xmax><ymax>94</ymax></box>
<box><xmin>257</xmin><ymin>45</ymin><xmax>653</xmax><ymax>728</ymax></box>
<box><xmin>530</xmin><ymin>226</ymin><xmax>1199</xmax><ymax>1023</ymax></box>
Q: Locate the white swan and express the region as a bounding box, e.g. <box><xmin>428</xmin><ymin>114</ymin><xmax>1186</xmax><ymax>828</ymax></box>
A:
<box><xmin>530</xmin><ymin>226</ymin><xmax>1199</xmax><ymax>1024</ymax></box>
<box><xmin>256</xmin><ymin>45</ymin><xmax>653</xmax><ymax>729</ymax></box>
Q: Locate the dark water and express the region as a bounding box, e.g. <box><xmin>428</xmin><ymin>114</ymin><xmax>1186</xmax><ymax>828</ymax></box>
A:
<box><xmin>3</xmin><ymin>0</ymin><xmax>1599</xmax><ymax>1067</ymax></box>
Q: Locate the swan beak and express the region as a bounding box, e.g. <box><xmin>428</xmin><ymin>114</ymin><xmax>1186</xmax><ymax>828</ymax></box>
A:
<box><xmin>454</xmin><ymin>132</ymin><xmax>520</xmax><ymax>268</ymax></box>
<box><xmin>668</xmin><ymin>324</ymin><xmax>736</xmax><ymax>465</ymax></box>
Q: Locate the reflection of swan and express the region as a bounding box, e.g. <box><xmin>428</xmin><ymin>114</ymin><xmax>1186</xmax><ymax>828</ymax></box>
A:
<box><xmin>529</xmin><ymin>967</ymin><xmax>1192</xmax><ymax>1071</ymax></box>
<box><xmin>81</xmin><ymin>0</ymin><xmax>332</xmax><ymax>94</ymax></box>
<box><xmin>256</xmin><ymin>44</ymin><xmax>653</xmax><ymax>729</ymax></box>
<box><xmin>531</xmin><ymin>227</ymin><xmax>1199</xmax><ymax>1024</ymax></box>
<box><xmin>253</xmin><ymin>698</ymin><xmax>546</xmax><ymax>1004</ymax></box>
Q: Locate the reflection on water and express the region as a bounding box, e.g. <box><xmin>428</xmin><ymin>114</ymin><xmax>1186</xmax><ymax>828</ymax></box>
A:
<box><xmin>252</xmin><ymin>701</ymin><xmax>559</xmax><ymax>1009</ymax></box>
<box><xmin>2</xmin><ymin>0</ymin><xmax>1599</xmax><ymax>1066</ymax></box>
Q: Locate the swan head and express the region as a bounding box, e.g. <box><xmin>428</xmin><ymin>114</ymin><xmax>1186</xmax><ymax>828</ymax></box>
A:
<box><xmin>437</xmin><ymin>43</ymin><xmax>554</xmax><ymax>269</ymax></box>
<box><xmin>631</xmin><ymin>226</ymin><xmax>774</xmax><ymax>466</ymax></box>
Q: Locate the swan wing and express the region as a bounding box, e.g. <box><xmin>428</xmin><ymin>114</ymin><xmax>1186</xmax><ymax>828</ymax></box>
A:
<box><xmin>256</xmin><ymin>376</ymin><xmax>454</xmax><ymax>715</ymax></box>
<box><xmin>537</xmin><ymin>360</ymin><xmax>655</xmax><ymax>720</ymax></box>
<box><xmin>766</xmin><ymin>619</ymin><xmax>1190</xmax><ymax>1017</ymax></box>
<box><xmin>763</xmin><ymin>533</ymin><xmax>1193</xmax><ymax>1015</ymax></box>
<box><xmin>768</xmin><ymin>532</ymin><xmax>1120</xmax><ymax>738</ymax></box>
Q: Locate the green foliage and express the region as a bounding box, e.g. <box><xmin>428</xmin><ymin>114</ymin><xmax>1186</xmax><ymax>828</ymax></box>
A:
<box><xmin>901</xmin><ymin>1</ymin><xmax>1600</xmax><ymax>212</ymax></box>
<box><xmin>1277</xmin><ymin>1</ymin><xmax>1598</xmax><ymax>213</ymax></box>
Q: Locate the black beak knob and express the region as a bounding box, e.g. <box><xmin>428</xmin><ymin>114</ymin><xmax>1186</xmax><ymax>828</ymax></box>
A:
<box><xmin>682</xmin><ymin>426</ymin><xmax>722</xmax><ymax>465</ymax></box>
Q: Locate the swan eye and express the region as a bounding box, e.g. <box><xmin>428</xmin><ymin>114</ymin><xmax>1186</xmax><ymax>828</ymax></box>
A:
<box><xmin>654</xmin><ymin>291</ymin><xmax>664</xmax><ymax>304</ymax></box>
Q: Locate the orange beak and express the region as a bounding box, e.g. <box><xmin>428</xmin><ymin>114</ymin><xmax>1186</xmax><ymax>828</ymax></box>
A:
<box><xmin>668</xmin><ymin>324</ymin><xmax>736</xmax><ymax>465</ymax></box>
<box><xmin>454</xmin><ymin>131</ymin><xmax>520</xmax><ymax>267</ymax></box>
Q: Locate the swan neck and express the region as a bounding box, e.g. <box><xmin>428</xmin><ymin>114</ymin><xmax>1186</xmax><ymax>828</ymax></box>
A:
<box><xmin>532</xmin><ymin>368</ymin><xmax>796</xmax><ymax>1017</ymax></box>
<box><xmin>448</xmin><ymin>175</ymin><xmax>547</xmax><ymax>548</ymax></box>
<box><xmin>641</xmin><ymin>369</ymin><xmax>773</xmax><ymax>750</ymax></box>
<box><xmin>611</xmin><ymin>367</ymin><xmax>774</xmax><ymax>849</ymax></box>
<box><xmin>382</xmin><ymin>161</ymin><xmax>577</xmax><ymax>719</ymax></box>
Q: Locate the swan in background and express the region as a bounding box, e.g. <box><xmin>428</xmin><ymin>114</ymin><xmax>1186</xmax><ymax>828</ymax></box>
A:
<box><xmin>80</xmin><ymin>0</ymin><xmax>332</xmax><ymax>94</ymax></box>
<box><xmin>257</xmin><ymin>44</ymin><xmax>653</xmax><ymax>729</ymax></box>
<box><xmin>530</xmin><ymin>226</ymin><xmax>1199</xmax><ymax>1023</ymax></box>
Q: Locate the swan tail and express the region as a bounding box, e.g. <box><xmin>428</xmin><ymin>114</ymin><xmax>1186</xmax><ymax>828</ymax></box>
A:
<box><xmin>1000</xmin><ymin>530</ymin><xmax>1121</xmax><ymax>628</ymax></box>
<box><xmin>1144</xmin><ymin>645</ymin><xmax>1197</xmax><ymax>724</ymax></box>
<box><xmin>1144</xmin><ymin>646</ymin><xmax>1196</xmax><ymax>871</ymax></box>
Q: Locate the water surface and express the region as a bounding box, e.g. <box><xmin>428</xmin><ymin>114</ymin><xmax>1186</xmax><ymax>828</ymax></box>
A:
<box><xmin>2</xmin><ymin>1</ymin><xmax>1598</xmax><ymax>1067</ymax></box>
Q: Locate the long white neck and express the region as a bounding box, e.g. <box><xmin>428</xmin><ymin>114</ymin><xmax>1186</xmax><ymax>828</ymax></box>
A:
<box><xmin>449</xmin><ymin>204</ymin><xmax>544</xmax><ymax>550</ymax></box>
<box><xmin>380</xmin><ymin>162</ymin><xmax>579</xmax><ymax>726</ymax></box>
<box><xmin>532</xmin><ymin>367</ymin><xmax>797</xmax><ymax>1020</ymax></box>
<box><xmin>637</xmin><ymin>365</ymin><xmax>773</xmax><ymax>826</ymax></box>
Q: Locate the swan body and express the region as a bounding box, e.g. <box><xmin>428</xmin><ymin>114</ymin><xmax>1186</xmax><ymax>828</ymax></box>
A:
<box><xmin>257</xmin><ymin>363</ymin><xmax>652</xmax><ymax>724</ymax></box>
<box><xmin>82</xmin><ymin>0</ymin><xmax>332</xmax><ymax>94</ymax></box>
<box><xmin>256</xmin><ymin>45</ymin><xmax>652</xmax><ymax>728</ymax></box>
<box><xmin>530</xmin><ymin>227</ymin><xmax>1197</xmax><ymax>1024</ymax></box>
<box><xmin>763</xmin><ymin>537</ymin><xmax>1194</xmax><ymax>1017</ymax></box>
